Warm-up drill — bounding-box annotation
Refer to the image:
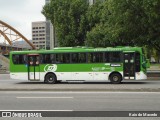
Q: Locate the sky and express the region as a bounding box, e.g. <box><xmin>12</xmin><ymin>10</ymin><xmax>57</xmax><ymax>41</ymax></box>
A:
<box><xmin>0</xmin><ymin>0</ymin><xmax>45</xmax><ymax>40</ymax></box>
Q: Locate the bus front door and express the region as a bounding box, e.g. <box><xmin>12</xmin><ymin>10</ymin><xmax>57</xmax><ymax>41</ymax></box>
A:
<box><xmin>123</xmin><ymin>52</ymin><xmax>135</xmax><ymax>80</ymax></box>
<box><xmin>28</xmin><ymin>55</ymin><xmax>40</xmax><ymax>80</ymax></box>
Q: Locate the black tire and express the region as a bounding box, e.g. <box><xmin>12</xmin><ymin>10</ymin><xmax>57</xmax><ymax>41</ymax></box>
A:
<box><xmin>110</xmin><ymin>73</ymin><xmax>122</xmax><ymax>84</ymax></box>
<box><xmin>45</xmin><ymin>73</ymin><xmax>57</xmax><ymax>84</ymax></box>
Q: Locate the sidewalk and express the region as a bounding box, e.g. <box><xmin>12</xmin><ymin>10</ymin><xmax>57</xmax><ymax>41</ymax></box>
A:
<box><xmin>148</xmin><ymin>64</ymin><xmax>160</xmax><ymax>71</ymax></box>
<box><xmin>147</xmin><ymin>64</ymin><xmax>160</xmax><ymax>79</ymax></box>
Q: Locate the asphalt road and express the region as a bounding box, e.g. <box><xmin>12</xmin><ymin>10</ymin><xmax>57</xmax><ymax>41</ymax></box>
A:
<box><xmin>0</xmin><ymin>74</ymin><xmax>160</xmax><ymax>119</ymax></box>
<box><xmin>0</xmin><ymin>91</ymin><xmax>160</xmax><ymax>111</ymax></box>
<box><xmin>0</xmin><ymin>91</ymin><xmax>160</xmax><ymax>119</ymax></box>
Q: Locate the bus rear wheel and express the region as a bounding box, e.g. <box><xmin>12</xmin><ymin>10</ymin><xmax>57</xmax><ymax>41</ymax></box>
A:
<box><xmin>45</xmin><ymin>73</ymin><xmax>57</xmax><ymax>84</ymax></box>
<box><xmin>110</xmin><ymin>73</ymin><xmax>122</xmax><ymax>84</ymax></box>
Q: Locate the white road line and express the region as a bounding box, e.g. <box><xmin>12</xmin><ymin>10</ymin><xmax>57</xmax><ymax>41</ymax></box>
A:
<box><xmin>0</xmin><ymin>110</ymin><xmax>73</xmax><ymax>111</ymax></box>
<box><xmin>16</xmin><ymin>97</ymin><xmax>74</xmax><ymax>99</ymax></box>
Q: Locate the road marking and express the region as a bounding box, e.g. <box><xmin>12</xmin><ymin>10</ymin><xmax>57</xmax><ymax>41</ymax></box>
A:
<box><xmin>16</xmin><ymin>97</ymin><xmax>74</xmax><ymax>99</ymax></box>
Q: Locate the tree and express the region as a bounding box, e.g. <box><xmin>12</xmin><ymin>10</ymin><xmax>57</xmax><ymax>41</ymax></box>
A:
<box><xmin>43</xmin><ymin>0</ymin><xmax>160</xmax><ymax>52</ymax></box>
<box><xmin>142</xmin><ymin>0</ymin><xmax>160</xmax><ymax>51</ymax></box>
<box><xmin>86</xmin><ymin>0</ymin><xmax>160</xmax><ymax>52</ymax></box>
<box><xmin>85</xmin><ymin>1</ymin><xmax>112</xmax><ymax>47</ymax></box>
<box><xmin>42</xmin><ymin>0</ymin><xmax>88</xmax><ymax>47</ymax></box>
<box><xmin>106</xmin><ymin>0</ymin><xmax>160</xmax><ymax>50</ymax></box>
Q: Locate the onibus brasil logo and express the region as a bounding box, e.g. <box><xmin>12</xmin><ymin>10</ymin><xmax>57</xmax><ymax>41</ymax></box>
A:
<box><xmin>44</xmin><ymin>64</ymin><xmax>57</xmax><ymax>72</ymax></box>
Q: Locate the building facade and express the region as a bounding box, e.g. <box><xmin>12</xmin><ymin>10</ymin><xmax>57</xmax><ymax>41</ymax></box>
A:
<box><xmin>12</xmin><ymin>40</ymin><xmax>32</xmax><ymax>49</ymax></box>
<box><xmin>45</xmin><ymin>0</ymin><xmax>50</xmax><ymax>4</ymax></box>
<box><xmin>32</xmin><ymin>21</ymin><xmax>50</xmax><ymax>50</ymax></box>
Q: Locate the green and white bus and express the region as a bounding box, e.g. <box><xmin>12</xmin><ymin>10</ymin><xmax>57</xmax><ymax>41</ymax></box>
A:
<box><xmin>10</xmin><ymin>46</ymin><xmax>150</xmax><ymax>84</ymax></box>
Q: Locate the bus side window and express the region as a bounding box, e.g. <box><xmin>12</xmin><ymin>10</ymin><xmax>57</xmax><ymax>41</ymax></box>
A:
<box><xmin>88</xmin><ymin>53</ymin><xmax>93</xmax><ymax>63</ymax></box>
<box><xmin>12</xmin><ymin>55</ymin><xmax>26</xmax><ymax>64</ymax></box>
<box><xmin>50</xmin><ymin>54</ymin><xmax>56</xmax><ymax>63</ymax></box>
<box><xmin>109</xmin><ymin>52</ymin><xmax>121</xmax><ymax>63</ymax></box>
<box><xmin>71</xmin><ymin>53</ymin><xmax>86</xmax><ymax>63</ymax></box>
<box><xmin>41</xmin><ymin>54</ymin><xmax>51</xmax><ymax>64</ymax></box>
<box><xmin>88</xmin><ymin>52</ymin><xmax>103</xmax><ymax>63</ymax></box>
<box><xmin>71</xmin><ymin>53</ymin><xmax>78</xmax><ymax>63</ymax></box>
<box><xmin>55</xmin><ymin>54</ymin><xmax>63</xmax><ymax>63</ymax></box>
<box><xmin>105</xmin><ymin>52</ymin><xmax>110</xmax><ymax>63</ymax></box>
<box><xmin>12</xmin><ymin>55</ymin><xmax>19</xmax><ymax>64</ymax></box>
<box><xmin>23</xmin><ymin>55</ymin><xmax>27</xmax><ymax>64</ymax></box>
<box><xmin>45</xmin><ymin>54</ymin><xmax>51</xmax><ymax>63</ymax></box>
<box><xmin>39</xmin><ymin>55</ymin><xmax>43</xmax><ymax>64</ymax></box>
<box><xmin>78</xmin><ymin>53</ymin><xmax>86</xmax><ymax>63</ymax></box>
<box><xmin>62</xmin><ymin>54</ymin><xmax>70</xmax><ymax>63</ymax></box>
<box><xmin>95</xmin><ymin>52</ymin><xmax>103</xmax><ymax>63</ymax></box>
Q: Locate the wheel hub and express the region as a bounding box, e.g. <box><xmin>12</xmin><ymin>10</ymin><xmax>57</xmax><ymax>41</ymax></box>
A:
<box><xmin>113</xmin><ymin>76</ymin><xmax>118</xmax><ymax>81</ymax></box>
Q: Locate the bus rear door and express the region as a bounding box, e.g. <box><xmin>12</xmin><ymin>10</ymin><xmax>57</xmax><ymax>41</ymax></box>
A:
<box><xmin>28</xmin><ymin>54</ymin><xmax>40</xmax><ymax>80</ymax></box>
<box><xmin>123</xmin><ymin>52</ymin><xmax>135</xmax><ymax>80</ymax></box>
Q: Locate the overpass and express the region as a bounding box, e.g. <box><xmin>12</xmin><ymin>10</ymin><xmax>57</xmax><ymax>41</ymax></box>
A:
<box><xmin>0</xmin><ymin>43</ymin><xmax>27</xmax><ymax>55</ymax></box>
<box><xmin>0</xmin><ymin>20</ymin><xmax>36</xmax><ymax>72</ymax></box>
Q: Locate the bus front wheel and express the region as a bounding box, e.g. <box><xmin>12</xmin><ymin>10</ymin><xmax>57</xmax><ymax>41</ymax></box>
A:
<box><xmin>45</xmin><ymin>73</ymin><xmax>57</xmax><ymax>84</ymax></box>
<box><xmin>110</xmin><ymin>73</ymin><xmax>122</xmax><ymax>84</ymax></box>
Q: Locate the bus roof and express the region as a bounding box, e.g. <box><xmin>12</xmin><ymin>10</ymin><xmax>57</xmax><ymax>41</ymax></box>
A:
<box><xmin>10</xmin><ymin>46</ymin><xmax>143</xmax><ymax>54</ymax></box>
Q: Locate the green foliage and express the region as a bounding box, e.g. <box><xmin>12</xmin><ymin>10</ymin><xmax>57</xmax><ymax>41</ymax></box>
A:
<box><xmin>104</xmin><ymin>0</ymin><xmax>160</xmax><ymax>50</ymax></box>
<box><xmin>42</xmin><ymin>0</ymin><xmax>88</xmax><ymax>47</ymax></box>
<box><xmin>142</xmin><ymin>0</ymin><xmax>160</xmax><ymax>51</ymax></box>
<box><xmin>42</xmin><ymin>0</ymin><xmax>160</xmax><ymax>52</ymax></box>
<box><xmin>106</xmin><ymin>0</ymin><xmax>145</xmax><ymax>46</ymax></box>
<box><xmin>85</xmin><ymin>1</ymin><xmax>112</xmax><ymax>47</ymax></box>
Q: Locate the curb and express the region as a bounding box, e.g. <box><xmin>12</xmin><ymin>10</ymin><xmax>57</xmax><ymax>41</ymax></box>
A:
<box><xmin>0</xmin><ymin>88</ymin><xmax>160</xmax><ymax>92</ymax></box>
<box><xmin>0</xmin><ymin>72</ymin><xmax>10</xmax><ymax>74</ymax></box>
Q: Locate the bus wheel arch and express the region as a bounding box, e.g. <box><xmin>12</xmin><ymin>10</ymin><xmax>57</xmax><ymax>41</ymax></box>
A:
<box><xmin>109</xmin><ymin>72</ymin><xmax>122</xmax><ymax>84</ymax></box>
<box><xmin>44</xmin><ymin>72</ymin><xmax>57</xmax><ymax>84</ymax></box>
